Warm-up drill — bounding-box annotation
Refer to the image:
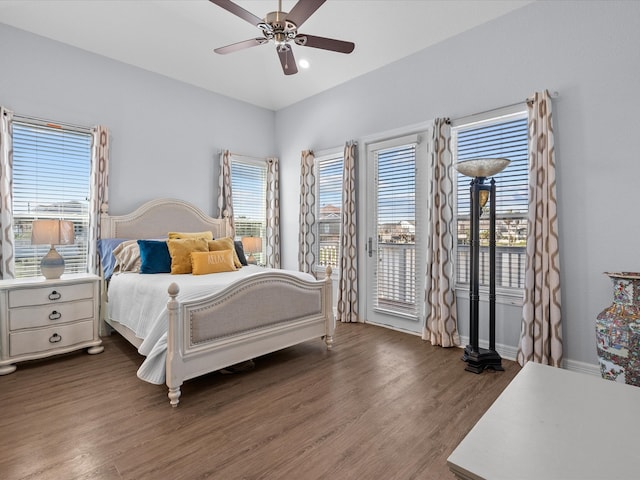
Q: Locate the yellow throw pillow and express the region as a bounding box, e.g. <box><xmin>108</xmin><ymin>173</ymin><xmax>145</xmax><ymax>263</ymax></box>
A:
<box><xmin>191</xmin><ymin>250</ymin><xmax>237</xmax><ymax>275</ymax></box>
<box><xmin>168</xmin><ymin>231</ymin><xmax>214</xmax><ymax>240</ymax></box>
<box><xmin>167</xmin><ymin>238</ymin><xmax>209</xmax><ymax>274</ymax></box>
<box><xmin>208</xmin><ymin>237</ymin><xmax>242</xmax><ymax>268</ymax></box>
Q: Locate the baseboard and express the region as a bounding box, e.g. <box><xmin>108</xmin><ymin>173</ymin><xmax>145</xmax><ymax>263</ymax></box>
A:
<box><xmin>457</xmin><ymin>335</ymin><xmax>601</xmax><ymax>376</ymax></box>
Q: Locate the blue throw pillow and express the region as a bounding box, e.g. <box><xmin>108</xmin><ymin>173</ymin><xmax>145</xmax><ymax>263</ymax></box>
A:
<box><xmin>234</xmin><ymin>240</ymin><xmax>248</xmax><ymax>266</ymax></box>
<box><xmin>97</xmin><ymin>238</ymin><xmax>129</xmax><ymax>279</ymax></box>
<box><xmin>138</xmin><ymin>240</ymin><xmax>171</xmax><ymax>274</ymax></box>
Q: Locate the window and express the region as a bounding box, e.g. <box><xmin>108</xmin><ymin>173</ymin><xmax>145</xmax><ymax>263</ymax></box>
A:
<box><xmin>12</xmin><ymin>119</ymin><xmax>92</xmax><ymax>278</ymax></box>
<box><xmin>231</xmin><ymin>157</ymin><xmax>266</xmax><ymax>265</ymax></box>
<box><xmin>316</xmin><ymin>151</ymin><xmax>344</xmax><ymax>270</ymax></box>
<box><xmin>453</xmin><ymin>110</ymin><xmax>529</xmax><ymax>291</ymax></box>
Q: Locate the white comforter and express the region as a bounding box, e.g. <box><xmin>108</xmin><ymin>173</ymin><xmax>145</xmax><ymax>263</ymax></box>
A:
<box><xmin>107</xmin><ymin>266</ymin><xmax>314</xmax><ymax>384</ymax></box>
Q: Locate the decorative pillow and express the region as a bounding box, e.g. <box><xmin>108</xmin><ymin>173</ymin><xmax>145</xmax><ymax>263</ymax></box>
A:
<box><xmin>208</xmin><ymin>237</ymin><xmax>242</xmax><ymax>268</ymax></box>
<box><xmin>191</xmin><ymin>249</ymin><xmax>237</xmax><ymax>275</ymax></box>
<box><xmin>168</xmin><ymin>231</ymin><xmax>214</xmax><ymax>240</ymax></box>
<box><xmin>167</xmin><ymin>238</ymin><xmax>209</xmax><ymax>274</ymax></box>
<box><xmin>137</xmin><ymin>240</ymin><xmax>171</xmax><ymax>274</ymax></box>
<box><xmin>112</xmin><ymin>239</ymin><xmax>142</xmax><ymax>273</ymax></box>
<box><xmin>234</xmin><ymin>240</ymin><xmax>248</xmax><ymax>266</ymax></box>
<box><xmin>97</xmin><ymin>238</ymin><xmax>129</xmax><ymax>279</ymax></box>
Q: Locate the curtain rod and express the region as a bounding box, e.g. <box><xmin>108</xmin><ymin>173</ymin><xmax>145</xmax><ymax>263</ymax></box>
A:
<box><xmin>449</xmin><ymin>90</ymin><xmax>560</xmax><ymax>124</ymax></box>
<box><xmin>221</xmin><ymin>150</ymin><xmax>268</xmax><ymax>161</ymax></box>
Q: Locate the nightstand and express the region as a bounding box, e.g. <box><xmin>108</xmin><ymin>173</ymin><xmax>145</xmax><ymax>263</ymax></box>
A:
<box><xmin>0</xmin><ymin>273</ymin><xmax>103</xmax><ymax>375</ymax></box>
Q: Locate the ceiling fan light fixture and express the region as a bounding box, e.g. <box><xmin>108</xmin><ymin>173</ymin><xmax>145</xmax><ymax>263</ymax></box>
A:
<box><xmin>299</xmin><ymin>58</ymin><xmax>310</xmax><ymax>69</ymax></box>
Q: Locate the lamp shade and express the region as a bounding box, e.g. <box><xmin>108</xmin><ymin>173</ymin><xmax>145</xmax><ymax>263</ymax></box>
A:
<box><xmin>455</xmin><ymin>158</ymin><xmax>510</xmax><ymax>178</ymax></box>
<box><xmin>241</xmin><ymin>236</ymin><xmax>262</xmax><ymax>254</ymax></box>
<box><xmin>31</xmin><ymin>219</ymin><xmax>75</xmax><ymax>246</ymax></box>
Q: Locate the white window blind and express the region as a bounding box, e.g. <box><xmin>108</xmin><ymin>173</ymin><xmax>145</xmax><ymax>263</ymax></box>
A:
<box><xmin>375</xmin><ymin>143</ymin><xmax>417</xmax><ymax>316</ymax></box>
<box><xmin>317</xmin><ymin>153</ymin><xmax>343</xmax><ymax>269</ymax></box>
<box><xmin>231</xmin><ymin>158</ymin><xmax>266</xmax><ymax>264</ymax></box>
<box><xmin>454</xmin><ymin>112</ymin><xmax>529</xmax><ymax>289</ymax></box>
<box><xmin>12</xmin><ymin>120</ymin><xmax>92</xmax><ymax>278</ymax></box>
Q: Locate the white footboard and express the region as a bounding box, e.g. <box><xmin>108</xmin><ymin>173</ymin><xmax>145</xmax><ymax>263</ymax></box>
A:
<box><xmin>165</xmin><ymin>267</ymin><xmax>334</xmax><ymax>407</ymax></box>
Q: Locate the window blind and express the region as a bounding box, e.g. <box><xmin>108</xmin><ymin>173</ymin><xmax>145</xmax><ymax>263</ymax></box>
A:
<box><xmin>12</xmin><ymin>121</ymin><xmax>92</xmax><ymax>278</ymax></box>
<box><xmin>231</xmin><ymin>159</ymin><xmax>266</xmax><ymax>264</ymax></box>
<box><xmin>317</xmin><ymin>154</ymin><xmax>343</xmax><ymax>269</ymax></box>
<box><xmin>455</xmin><ymin>114</ymin><xmax>529</xmax><ymax>289</ymax></box>
<box><xmin>375</xmin><ymin>143</ymin><xmax>417</xmax><ymax>316</ymax></box>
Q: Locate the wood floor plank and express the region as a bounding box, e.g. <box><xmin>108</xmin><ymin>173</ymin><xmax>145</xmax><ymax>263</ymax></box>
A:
<box><xmin>0</xmin><ymin>322</ymin><xmax>520</xmax><ymax>480</ymax></box>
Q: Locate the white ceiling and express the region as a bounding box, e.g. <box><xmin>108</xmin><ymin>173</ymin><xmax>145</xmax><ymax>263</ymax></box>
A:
<box><xmin>0</xmin><ymin>0</ymin><xmax>533</xmax><ymax>110</ymax></box>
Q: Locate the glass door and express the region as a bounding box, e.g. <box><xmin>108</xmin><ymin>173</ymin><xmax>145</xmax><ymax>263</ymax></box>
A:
<box><xmin>365</xmin><ymin>134</ymin><xmax>426</xmax><ymax>333</ymax></box>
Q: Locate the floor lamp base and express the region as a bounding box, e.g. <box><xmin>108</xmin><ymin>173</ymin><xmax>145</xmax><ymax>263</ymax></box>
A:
<box><xmin>462</xmin><ymin>345</ymin><xmax>504</xmax><ymax>374</ymax></box>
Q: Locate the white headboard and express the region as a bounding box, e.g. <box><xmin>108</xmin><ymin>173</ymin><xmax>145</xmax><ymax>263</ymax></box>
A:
<box><xmin>100</xmin><ymin>198</ymin><xmax>231</xmax><ymax>239</ymax></box>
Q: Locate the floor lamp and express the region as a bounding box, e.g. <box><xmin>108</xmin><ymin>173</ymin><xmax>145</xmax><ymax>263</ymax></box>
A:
<box><xmin>455</xmin><ymin>158</ymin><xmax>510</xmax><ymax>374</ymax></box>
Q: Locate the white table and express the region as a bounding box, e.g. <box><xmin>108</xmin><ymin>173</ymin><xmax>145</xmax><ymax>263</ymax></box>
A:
<box><xmin>447</xmin><ymin>361</ymin><xmax>640</xmax><ymax>480</ymax></box>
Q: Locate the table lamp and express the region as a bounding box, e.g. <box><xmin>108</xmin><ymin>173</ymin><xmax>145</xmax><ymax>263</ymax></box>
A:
<box><xmin>241</xmin><ymin>236</ymin><xmax>262</xmax><ymax>265</ymax></box>
<box><xmin>31</xmin><ymin>219</ymin><xmax>75</xmax><ymax>279</ymax></box>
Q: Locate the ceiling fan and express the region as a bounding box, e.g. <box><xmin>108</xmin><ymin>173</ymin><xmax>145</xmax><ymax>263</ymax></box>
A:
<box><xmin>209</xmin><ymin>0</ymin><xmax>355</xmax><ymax>75</ymax></box>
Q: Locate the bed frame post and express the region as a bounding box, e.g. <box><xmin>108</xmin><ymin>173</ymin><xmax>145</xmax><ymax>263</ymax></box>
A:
<box><xmin>166</xmin><ymin>282</ymin><xmax>182</xmax><ymax>407</ymax></box>
<box><xmin>324</xmin><ymin>266</ymin><xmax>335</xmax><ymax>350</ymax></box>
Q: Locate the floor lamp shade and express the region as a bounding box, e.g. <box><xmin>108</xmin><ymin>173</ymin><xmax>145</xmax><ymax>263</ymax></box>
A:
<box><xmin>241</xmin><ymin>236</ymin><xmax>262</xmax><ymax>265</ymax></box>
<box><xmin>31</xmin><ymin>220</ymin><xmax>75</xmax><ymax>279</ymax></box>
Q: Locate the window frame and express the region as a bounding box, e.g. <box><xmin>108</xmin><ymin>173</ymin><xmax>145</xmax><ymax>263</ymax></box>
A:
<box><xmin>452</xmin><ymin>106</ymin><xmax>528</xmax><ymax>306</ymax></box>
<box><xmin>314</xmin><ymin>148</ymin><xmax>344</xmax><ymax>275</ymax></box>
<box><xmin>229</xmin><ymin>155</ymin><xmax>267</xmax><ymax>265</ymax></box>
<box><xmin>11</xmin><ymin>116</ymin><xmax>92</xmax><ymax>279</ymax></box>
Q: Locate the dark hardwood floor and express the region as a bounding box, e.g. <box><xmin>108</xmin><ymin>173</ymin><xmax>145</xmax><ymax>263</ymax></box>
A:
<box><xmin>0</xmin><ymin>323</ymin><xmax>520</xmax><ymax>480</ymax></box>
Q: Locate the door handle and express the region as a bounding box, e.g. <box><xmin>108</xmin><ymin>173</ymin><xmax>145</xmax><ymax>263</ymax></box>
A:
<box><xmin>368</xmin><ymin>237</ymin><xmax>373</xmax><ymax>257</ymax></box>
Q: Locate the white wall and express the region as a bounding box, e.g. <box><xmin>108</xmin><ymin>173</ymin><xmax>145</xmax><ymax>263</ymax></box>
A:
<box><xmin>0</xmin><ymin>23</ymin><xmax>276</xmax><ymax>216</ymax></box>
<box><xmin>275</xmin><ymin>0</ymin><xmax>640</xmax><ymax>368</ymax></box>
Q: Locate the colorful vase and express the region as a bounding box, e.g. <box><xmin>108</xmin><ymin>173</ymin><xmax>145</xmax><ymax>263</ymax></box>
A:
<box><xmin>596</xmin><ymin>272</ymin><xmax>640</xmax><ymax>386</ymax></box>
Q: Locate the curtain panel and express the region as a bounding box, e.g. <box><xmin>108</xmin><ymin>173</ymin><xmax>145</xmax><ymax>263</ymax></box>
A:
<box><xmin>265</xmin><ymin>157</ymin><xmax>281</xmax><ymax>268</ymax></box>
<box><xmin>517</xmin><ymin>90</ymin><xmax>563</xmax><ymax>367</ymax></box>
<box><xmin>423</xmin><ymin>118</ymin><xmax>460</xmax><ymax>347</ymax></box>
<box><xmin>298</xmin><ymin>150</ymin><xmax>316</xmax><ymax>273</ymax></box>
<box><xmin>217</xmin><ymin>150</ymin><xmax>236</xmax><ymax>237</ymax></box>
<box><xmin>337</xmin><ymin>141</ymin><xmax>359</xmax><ymax>323</ymax></box>
<box><xmin>0</xmin><ymin>107</ymin><xmax>15</xmax><ymax>280</ymax></box>
<box><xmin>88</xmin><ymin>126</ymin><xmax>110</xmax><ymax>275</ymax></box>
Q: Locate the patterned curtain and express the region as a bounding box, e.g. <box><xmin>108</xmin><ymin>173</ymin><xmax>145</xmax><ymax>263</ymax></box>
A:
<box><xmin>265</xmin><ymin>157</ymin><xmax>281</xmax><ymax>268</ymax></box>
<box><xmin>337</xmin><ymin>141</ymin><xmax>359</xmax><ymax>323</ymax></box>
<box><xmin>298</xmin><ymin>150</ymin><xmax>316</xmax><ymax>273</ymax></box>
<box><xmin>87</xmin><ymin>126</ymin><xmax>110</xmax><ymax>275</ymax></box>
<box><xmin>217</xmin><ymin>149</ymin><xmax>236</xmax><ymax>237</ymax></box>
<box><xmin>517</xmin><ymin>90</ymin><xmax>563</xmax><ymax>367</ymax></box>
<box><xmin>423</xmin><ymin>119</ymin><xmax>460</xmax><ymax>346</ymax></box>
<box><xmin>0</xmin><ymin>107</ymin><xmax>15</xmax><ymax>280</ymax></box>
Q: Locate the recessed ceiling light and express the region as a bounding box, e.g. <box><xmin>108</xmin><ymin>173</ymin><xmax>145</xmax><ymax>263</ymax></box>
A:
<box><xmin>299</xmin><ymin>59</ymin><xmax>310</xmax><ymax>69</ymax></box>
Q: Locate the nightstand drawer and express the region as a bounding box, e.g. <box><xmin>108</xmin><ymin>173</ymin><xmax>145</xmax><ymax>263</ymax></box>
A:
<box><xmin>8</xmin><ymin>282</ymin><xmax>94</xmax><ymax>308</ymax></box>
<box><xmin>9</xmin><ymin>320</ymin><xmax>94</xmax><ymax>357</ymax></box>
<box><xmin>9</xmin><ymin>299</ymin><xmax>94</xmax><ymax>330</ymax></box>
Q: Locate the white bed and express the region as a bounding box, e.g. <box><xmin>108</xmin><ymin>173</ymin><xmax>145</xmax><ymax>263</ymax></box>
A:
<box><xmin>100</xmin><ymin>198</ymin><xmax>334</xmax><ymax>407</ymax></box>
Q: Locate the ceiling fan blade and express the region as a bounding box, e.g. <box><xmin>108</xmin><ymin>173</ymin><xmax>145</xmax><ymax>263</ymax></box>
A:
<box><xmin>286</xmin><ymin>0</ymin><xmax>326</xmax><ymax>28</ymax></box>
<box><xmin>214</xmin><ymin>38</ymin><xmax>269</xmax><ymax>55</ymax></box>
<box><xmin>294</xmin><ymin>34</ymin><xmax>355</xmax><ymax>54</ymax></box>
<box><xmin>209</xmin><ymin>0</ymin><xmax>263</xmax><ymax>27</ymax></box>
<box><xmin>277</xmin><ymin>45</ymin><xmax>298</xmax><ymax>75</ymax></box>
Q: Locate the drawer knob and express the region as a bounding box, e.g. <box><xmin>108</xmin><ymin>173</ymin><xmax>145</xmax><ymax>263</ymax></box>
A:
<box><xmin>49</xmin><ymin>333</ymin><xmax>62</xmax><ymax>343</ymax></box>
<box><xmin>48</xmin><ymin>290</ymin><xmax>62</xmax><ymax>301</ymax></box>
<box><xmin>49</xmin><ymin>311</ymin><xmax>62</xmax><ymax>321</ymax></box>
